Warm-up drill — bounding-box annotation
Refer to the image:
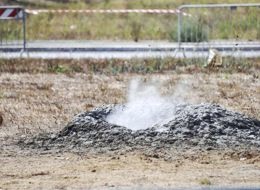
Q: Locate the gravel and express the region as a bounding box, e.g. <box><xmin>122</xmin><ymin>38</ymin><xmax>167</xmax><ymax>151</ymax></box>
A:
<box><xmin>19</xmin><ymin>104</ymin><xmax>260</xmax><ymax>153</ymax></box>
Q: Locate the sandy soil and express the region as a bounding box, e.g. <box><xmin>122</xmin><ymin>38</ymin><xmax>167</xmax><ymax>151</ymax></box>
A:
<box><xmin>1</xmin><ymin>152</ymin><xmax>260</xmax><ymax>190</ymax></box>
<box><xmin>0</xmin><ymin>72</ymin><xmax>260</xmax><ymax>189</ymax></box>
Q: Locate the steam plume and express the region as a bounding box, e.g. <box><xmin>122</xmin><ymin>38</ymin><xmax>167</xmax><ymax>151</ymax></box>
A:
<box><xmin>106</xmin><ymin>79</ymin><xmax>187</xmax><ymax>130</ymax></box>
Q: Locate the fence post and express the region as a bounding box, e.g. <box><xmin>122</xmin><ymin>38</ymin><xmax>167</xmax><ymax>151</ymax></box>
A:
<box><xmin>177</xmin><ymin>6</ymin><xmax>183</xmax><ymax>50</ymax></box>
<box><xmin>22</xmin><ymin>8</ymin><xmax>26</xmax><ymax>51</ymax></box>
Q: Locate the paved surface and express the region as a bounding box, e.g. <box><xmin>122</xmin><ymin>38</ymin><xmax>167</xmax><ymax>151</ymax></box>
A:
<box><xmin>1</xmin><ymin>40</ymin><xmax>260</xmax><ymax>59</ymax></box>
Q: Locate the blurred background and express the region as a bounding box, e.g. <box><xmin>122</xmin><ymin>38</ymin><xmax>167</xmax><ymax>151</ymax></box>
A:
<box><xmin>1</xmin><ymin>0</ymin><xmax>259</xmax><ymax>42</ymax></box>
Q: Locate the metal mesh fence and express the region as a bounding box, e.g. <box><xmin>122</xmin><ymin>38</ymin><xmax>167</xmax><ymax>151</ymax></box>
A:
<box><xmin>178</xmin><ymin>4</ymin><xmax>260</xmax><ymax>59</ymax></box>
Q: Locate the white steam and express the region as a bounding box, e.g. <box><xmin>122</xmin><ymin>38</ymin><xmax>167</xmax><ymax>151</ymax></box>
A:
<box><xmin>106</xmin><ymin>79</ymin><xmax>187</xmax><ymax>130</ymax></box>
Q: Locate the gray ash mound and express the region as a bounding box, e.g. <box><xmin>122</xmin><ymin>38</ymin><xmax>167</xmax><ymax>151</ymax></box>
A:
<box><xmin>20</xmin><ymin>104</ymin><xmax>260</xmax><ymax>152</ymax></box>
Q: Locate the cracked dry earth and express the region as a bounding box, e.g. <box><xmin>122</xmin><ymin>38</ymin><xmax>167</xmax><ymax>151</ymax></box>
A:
<box><xmin>0</xmin><ymin>72</ymin><xmax>260</xmax><ymax>189</ymax></box>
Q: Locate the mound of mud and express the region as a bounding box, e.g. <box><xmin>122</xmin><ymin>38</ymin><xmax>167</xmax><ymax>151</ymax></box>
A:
<box><xmin>21</xmin><ymin>104</ymin><xmax>260</xmax><ymax>153</ymax></box>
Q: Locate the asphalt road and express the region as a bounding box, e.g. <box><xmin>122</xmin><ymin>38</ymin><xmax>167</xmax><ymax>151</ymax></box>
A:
<box><xmin>0</xmin><ymin>40</ymin><xmax>260</xmax><ymax>59</ymax></box>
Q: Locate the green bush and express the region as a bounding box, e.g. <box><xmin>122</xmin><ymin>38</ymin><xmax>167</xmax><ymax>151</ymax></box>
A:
<box><xmin>130</xmin><ymin>21</ymin><xmax>142</xmax><ymax>42</ymax></box>
<box><xmin>47</xmin><ymin>64</ymin><xmax>70</xmax><ymax>73</ymax></box>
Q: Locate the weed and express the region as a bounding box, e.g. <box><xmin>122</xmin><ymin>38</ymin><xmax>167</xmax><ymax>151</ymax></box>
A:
<box><xmin>0</xmin><ymin>57</ymin><xmax>259</xmax><ymax>74</ymax></box>
<box><xmin>47</xmin><ymin>64</ymin><xmax>70</xmax><ymax>73</ymax></box>
<box><xmin>70</xmin><ymin>64</ymin><xmax>83</xmax><ymax>73</ymax></box>
<box><xmin>199</xmin><ymin>178</ymin><xmax>212</xmax><ymax>185</ymax></box>
<box><xmin>130</xmin><ymin>21</ymin><xmax>142</xmax><ymax>42</ymax></box>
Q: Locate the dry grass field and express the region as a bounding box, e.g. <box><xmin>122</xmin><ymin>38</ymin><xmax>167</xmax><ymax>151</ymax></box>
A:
<box><xmin>0</xmin><ymin>59</ymin><xmax>260</xmax><ymax>189</ymax></box>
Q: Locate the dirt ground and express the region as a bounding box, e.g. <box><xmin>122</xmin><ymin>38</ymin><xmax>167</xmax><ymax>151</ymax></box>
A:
<box><xmin>0</xmin><ymin>72</ymin><xmax>260</xmax><ymax>189</ymax></box>
<box><xmin>1</xmin><ymin>152</ymin><xmax>260</xmax><ymax>190</ymax></box>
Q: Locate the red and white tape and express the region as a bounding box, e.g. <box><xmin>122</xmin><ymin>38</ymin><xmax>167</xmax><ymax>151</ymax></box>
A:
<box><xmin>0</xmin><ymin>8</ymin><xmax>23</xmax><ymax>19</ymax></box>
<box><xmin>25</xmin><ymin>9</ymin><xmax>191</xmax><ymax>16</ymax></box>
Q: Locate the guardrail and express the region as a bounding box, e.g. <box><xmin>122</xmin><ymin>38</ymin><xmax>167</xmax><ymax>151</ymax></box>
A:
<box><xmin>0</xmin><ymin>6</ymin><xmax>26</xmax><ymax>50</ymax></box>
